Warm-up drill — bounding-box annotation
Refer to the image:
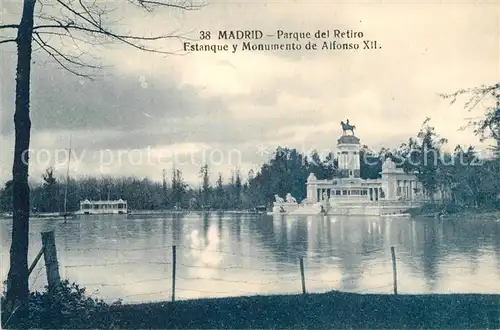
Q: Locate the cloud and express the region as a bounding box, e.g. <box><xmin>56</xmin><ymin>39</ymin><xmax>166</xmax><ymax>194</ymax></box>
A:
<box><xmin>0</xmin><ymin>57</ymin><xmax>226</xmax><ymax>135</ymax></box>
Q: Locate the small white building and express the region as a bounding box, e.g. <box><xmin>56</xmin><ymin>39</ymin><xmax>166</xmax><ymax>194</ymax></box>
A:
<box><xmin>75</xmin><ymin>199</ymin><xmax>128</xmax><ymax>215</ymax></box>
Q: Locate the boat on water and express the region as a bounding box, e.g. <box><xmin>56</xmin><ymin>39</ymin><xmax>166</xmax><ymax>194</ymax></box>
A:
<box><xmin>0</xmin><ymin>212</ymin><xmax>72</xmax><ymax>219</ymax></box>
<box><xmin>381</xmin><ymin>213</ymin><xmax>411</xmax><ymax>218</ymax></box>
<box><xmin>251</xmin><ymin>205</ymin><xmax>267</xmax><ymax>213</ymax></box>
<box><xmin>75</xmin><ymin>199</ymin><xmax>128</xmax><ymax>215</ymax></box>
<box><xmin>31</xmin><ymin>212</ymin><xmax>70</xmax><ymax>219</ymax></box>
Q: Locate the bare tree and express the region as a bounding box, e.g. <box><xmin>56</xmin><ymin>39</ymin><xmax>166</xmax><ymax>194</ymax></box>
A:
<box><xmin>440</xmin><ymin>83</ymin><xmax>500</xmax><ymax>151</ymax></box>
<box><xmin>0</xmin><ymin>0</ymin><xmax>202</xmax><ymax>318</ymax></box>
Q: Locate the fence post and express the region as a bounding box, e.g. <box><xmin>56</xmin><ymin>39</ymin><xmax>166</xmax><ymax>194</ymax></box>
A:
<box><xmin>299</xmin><ymin>257</ymin><xmax>306</xmax><ymax>294</ymax></box>
<box><xmin>391</xmin><ymin>246</ymin><xmax>398</xmax><ymax>295</ymax></box>
<box><xmin>172</xmin><ymin>245</ymin><xmax>176</xmax><ymax>302</ymax></box>
<box><xmin>41</xmin><ymin>231</ymin><xmax>61</xmax><ymax>291</ymax></box>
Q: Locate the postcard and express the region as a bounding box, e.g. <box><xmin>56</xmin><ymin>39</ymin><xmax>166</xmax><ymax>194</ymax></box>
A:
<box><xmin>1</xmin><ymin>1</ymin><xmax>499</xmax><ymax>328</ymax></box>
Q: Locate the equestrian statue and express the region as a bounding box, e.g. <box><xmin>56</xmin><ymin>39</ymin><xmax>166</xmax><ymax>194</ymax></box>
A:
<box><xmin>340</xmin><ymin>119</ymin><xmax>356</xmax><ymax>136</ymax></box>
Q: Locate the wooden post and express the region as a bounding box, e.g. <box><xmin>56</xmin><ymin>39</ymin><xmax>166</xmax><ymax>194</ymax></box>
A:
<box><xmin>41</xmin><ymin>231</ymin><xmax>61</xmax><ymax>291</ymax></box>
<box><xmin>391</xmin><ymin>246</ymin><xmax>398</xmax><ymax>295</ymax></box>
<box><xmin>28</xmin><ymin>247</ymin><xmax>44</xmax><ymax>276</ymax></box>
<box><xmin>300</xmin><ymin>257</ymin><xmax>306</xmax><ymax>294</ymax></box>
<box><xmin>172</xmin><ymin>245</ymin><xmax>176</xmax><ymax>302</ymax></box>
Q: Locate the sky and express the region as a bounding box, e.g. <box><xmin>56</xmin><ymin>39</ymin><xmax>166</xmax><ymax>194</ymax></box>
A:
<box><xmin>0</xmin><ymin>0</ymin><xmax>499</xmax><ymax>186</ymax></box>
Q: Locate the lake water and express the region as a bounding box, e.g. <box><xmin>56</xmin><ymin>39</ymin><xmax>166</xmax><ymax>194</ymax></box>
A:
<box><xmin>1</xmin><ymin>213</ymin><xmax>500</xmax><ymax>303</ymax></box>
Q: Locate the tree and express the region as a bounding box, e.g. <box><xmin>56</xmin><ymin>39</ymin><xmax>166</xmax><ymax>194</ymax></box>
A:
<box><xmin>162</xmin><ymin>169</ymin><xmax>168</xmax><ymax>208</ymax></box>
<box><xmin>359</xmin><ymin>146</ymin><xmax>382</xmax><ymax>179</ymax></box>
<box><xmin>440</xmin><ymin>83</ymin><xmax>500</xmax><ymax>209</ymax></box>
<box><xmin>199</xmin><ymin>164</ymin><xmax>211</xmax><ymax>209</ymax></box>
<box><xmin>417</xmin><ymin>119</ymin><xmax>448</xmax><ymax>200</ymax></box>
<box><xmin>41</xmin><ymin>167</ymin><xmax>58</xmax><ymax>212</ymax></box>
<box><xmin>397</xmin><ymin>118</ymin><xmax>447</xmax><ymax>200</ymax></box>
<box><xmin>1</xmin><ymin>0</ymin><xmax>201</xmax><ymax>312</ymax></box>
<box><xmin>229</xmin><ymin>168</ymin><xmax>243</xmax><ymax>209</ymax></box>
<box><xmin>171</xmin><ymin>168</ymin><xmax>187</xmax><ymax>209</ymax></box>
<box><xmin>441</xmin><ymin>83</ymin><xmax>500</xmax><ymax>152</ymax></box>
<box><xmin>0</xmin><ymin>180</ymin><xmax>14</xmax><ymax>212</ymax></box>
<box><xmin>245</xmin><ymin>169</ymin><xmax>261</xmax><ymax>207</ymax></box>
<box><xmin>214</xmin><ymin>172</ymin><xmax>225</xmax><ymax>209</ymax></box>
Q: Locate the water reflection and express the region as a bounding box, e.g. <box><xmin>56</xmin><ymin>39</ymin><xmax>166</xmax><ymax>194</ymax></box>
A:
<box><xmin>1</xmin><ymin>212</ymin><xmax>499</xmax><ymax>302</ymax></box>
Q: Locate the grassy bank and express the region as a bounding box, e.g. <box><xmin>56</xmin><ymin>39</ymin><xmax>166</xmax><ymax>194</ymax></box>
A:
<box><xmin>111</xmin><ymin>291</ymin><xmax>500</xmax><ymax>329</ymax></box>
<box><xmin>2</xmin><ymin>283</ymin><xmax>499</xmax><ymax>328</ymax></box>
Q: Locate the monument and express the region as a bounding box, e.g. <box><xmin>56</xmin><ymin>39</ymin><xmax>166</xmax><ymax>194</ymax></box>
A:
<box><xmin>272</xmin><ymin>119</ymin><xmax>428</xmax><ymax>216</ymax></box>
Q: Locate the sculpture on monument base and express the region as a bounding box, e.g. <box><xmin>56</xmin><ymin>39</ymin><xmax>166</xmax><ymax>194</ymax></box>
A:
<box><xmin>340</xmin><ymin>119</ymin><xmax>356</xmax><ymax>136</ymax></box>
<box><xmin>285</xmin><ymin>193</ymin><xmax>297</xmax><ymax>203</ymax></box>
<box><xmin>274</xmin><ymin>194</ymin><xmax>285</xmax><ymax>203</ymax></box>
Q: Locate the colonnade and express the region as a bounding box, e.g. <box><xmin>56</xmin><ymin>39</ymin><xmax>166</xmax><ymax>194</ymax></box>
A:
<box><xmin>310</xmin><ymin>179</ymin><xmax>420</xmax><ymax>202</ymax></box>
<box><xmin>396</xmin><ymin>180</ymin><xmax>419</xmax><ymax>200</ymax></box>
<box><xmin>314</xmin><ymin>187</ymin><xmax>383</xmax><ymax>201</ymax></box>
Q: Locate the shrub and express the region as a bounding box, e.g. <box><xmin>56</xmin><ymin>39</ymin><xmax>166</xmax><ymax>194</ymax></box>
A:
<box><xmin>2</xmin><ymin>280</ymin><xmax>113</xmax><ymax>329</ymax></box>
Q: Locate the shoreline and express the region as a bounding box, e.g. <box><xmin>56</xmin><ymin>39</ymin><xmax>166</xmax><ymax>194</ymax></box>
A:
<box><xmin>0</xmin><ymin>209</ymin><xmax>266</xmax><ymax>219</ymax></box>
<box><xmin>109</xmin><ymin>290</ymin><xmax>500</xmax><ymax>329</ymax></box>
<box><xmin>1</xmin><ymin>209</ymin><xmax>500</xmax><ymax>220</ymax></box>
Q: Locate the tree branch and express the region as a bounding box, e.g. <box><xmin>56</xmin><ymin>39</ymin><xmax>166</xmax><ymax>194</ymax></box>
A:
<box><xmin>35</xmin><ymin>30</ymin><xmax>105</xmax><ymax>48</ymax></box>
<box><xmin>18</xmin><ymin>1</ymin><xmax>200</xmax><ymax>75</ymax></box>
<box><xmin>136</xmin><ymin>0</ymin><xmax>205</xmax><ymax>11</ymax></box>
<box><xmin>440</xmin><ymin>83</ymin><xmax>500</xmax><ymax>144</ymax></box>
<box><xmin>0</xmin><ymin>24</ymin><xmax>19</xmax><ymax>29</ymax></box>
<box><xmin>0</xmin><ymin>24</ymin><xmax>19</xmax><ymax>45</ymax></box>
<box><xmin>31</xmin><ymin>0</ymin><xmax>197</xmax><ymax>54</ymax></box>
<box><xmin>0</xmin><ymin>38</ymin><xmax>17</xmax><ymax>44</ymax></box>
<box><xmin>34</xmin><ymin>32</ymin><xmax>100</xmax><ymax>69</ymax></box>
<box><xmin>34</xmin><ymin>22</ymin><xmax>195</xmax><ymax>42</ymax></box>
<box><xmin>32</xmin><ymin>33</ymin><xmax>97</xmax><ymax>79</ymax></box>
<box><xmin>439</xmin><ymin>84</ymin><xmax>498</xmax><ymax>108</ymax></box>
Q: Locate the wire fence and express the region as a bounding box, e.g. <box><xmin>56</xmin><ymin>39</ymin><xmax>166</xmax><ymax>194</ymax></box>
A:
<box><xmin>21</xmin><ymin>236</ymin><xmax>500</xmax><ymax>304</ymax></box>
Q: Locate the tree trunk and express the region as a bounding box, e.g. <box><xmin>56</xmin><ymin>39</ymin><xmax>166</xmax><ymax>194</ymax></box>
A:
<box><xmin>6</xmin><ymin>0</ymin><xmax>36</xmax><ymax>313</ymax></box>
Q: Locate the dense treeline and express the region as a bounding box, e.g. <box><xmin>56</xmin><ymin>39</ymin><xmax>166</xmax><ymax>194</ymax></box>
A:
<box><xmin>0</xmin><ymin>118</ymin><xmax>499</xmax><ymax>213</ymax></box>
<box><xmin>0</xmin><ymin>148</ymin><xmax>379</xmax><ymax>212</ymax></box>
